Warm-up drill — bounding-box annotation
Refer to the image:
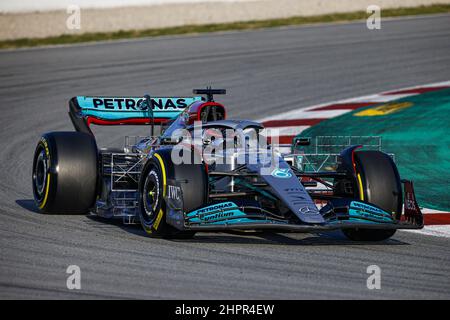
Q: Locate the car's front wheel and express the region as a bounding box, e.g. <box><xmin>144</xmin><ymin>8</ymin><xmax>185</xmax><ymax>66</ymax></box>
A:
<box><xmin>342</xmin><ymin>150</ymin><xmax>402</xmax><ymax>241</ymax></box>
<box><xmin>138</xmin><ymin>149</ymin><xmax>207</xmax><ymax>238</ymax></box>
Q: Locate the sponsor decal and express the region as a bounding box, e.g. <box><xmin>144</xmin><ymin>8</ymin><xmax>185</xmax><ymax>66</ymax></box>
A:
<box><xmin>187</xmin><ymin>202</ymin><xmax>245</xmax><ymax>223</ymax></box>
<box><xmin>195</xmin><ymin>202</ymin><xmax>234</xmax><ymax>216</ymax></box>
<box><xmin>350</xmin><ymin>201</ymin><xmax>393</xmax><ymax>221</ymax></box>
<box><xmin>405</xmin><ymin>194</ymin><xmax>417</xmax><ymax>211</ymax></box>
<box><xmin>404</xmin><ymin>182</ymin><xmax>419</xmax><ymax>212</ymax></box>
<box><xmin>76</xmin><ymin>96</ymin><xmax>203</xmax><ymax>121</ymax></box>
<box><xmin>403</xmin><ymin>180</ymin><xmax>423</xmax><ymax>225</ymax></box>
<box><xmin>200</xmin><ymin>211</ymin><xmax>236</xmax><ymax>222</ymax></box>
<box><xmin>90</xmin><ymin>97</ymin><xmax>189</xmax><ymax>111</ymax></box>
<box><xmin>354</xmin><ymin>102</ymin><xmax>413</xmax><ymax>117</ymax></box>
<box><xmin>351</xmin><ymin>201</ymin><xmax>385</xmax><ymax>214</ymax></box>
<box><xmin>167</xmin><ymin>185</ymin><xmax>182</xmax><ymax>201</ymax></box>
<box><xmin>271</xmin><ymin>168</ymin><xmax>292</xmax><ymax>179</ymax></box>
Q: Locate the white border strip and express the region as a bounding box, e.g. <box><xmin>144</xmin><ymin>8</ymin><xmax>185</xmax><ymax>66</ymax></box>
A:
<box><xmin>259</xmin><ymin>81</ymin><xmax>450</xmax><ymax>122</ymax></box>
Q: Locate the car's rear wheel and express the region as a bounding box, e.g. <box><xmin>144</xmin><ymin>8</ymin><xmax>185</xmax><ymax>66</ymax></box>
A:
<box><xmin>342</xmin><ymin>150</ymin><xmax>402</xmax><ymax>241</ymax></box>
<box><xmin>32</xmin><ymin>132</ymin><xmax>98</xmax><ymax>214</ymax></box>
<box><xmin>138</xmin><ymin>148</ymin><xmax>207</xmax><ymax>238</ymax></box>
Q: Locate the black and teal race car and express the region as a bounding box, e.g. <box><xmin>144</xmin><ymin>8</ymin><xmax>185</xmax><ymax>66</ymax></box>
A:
<box><xmin>32</xmin><ymin>88</ymin><xmax>423</xmax><ymax>241</ymax></box>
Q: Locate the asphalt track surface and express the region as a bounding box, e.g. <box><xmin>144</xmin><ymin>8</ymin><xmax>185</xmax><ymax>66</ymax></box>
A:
<box><xmin>1</xmin><ymin>15</ymin><xmax>450</xmax><ymax>299</ymax></box>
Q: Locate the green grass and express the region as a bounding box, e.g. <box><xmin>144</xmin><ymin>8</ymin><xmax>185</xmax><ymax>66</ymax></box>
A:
<box><xmin>2</xmin><ymin>4</ymin><xmax>450</xmax><ymax>49</ymax></box>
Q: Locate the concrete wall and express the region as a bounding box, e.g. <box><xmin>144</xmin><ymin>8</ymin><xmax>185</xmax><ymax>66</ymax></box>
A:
<box><xmin>1</xmin><ymin>0</ymin><xmax>449</xmax><ymax>40</ymax></box>
<box><xmin>0</xmin><ymin>0</ymin><xmax>246</xmax><ymax>13</ymax></box>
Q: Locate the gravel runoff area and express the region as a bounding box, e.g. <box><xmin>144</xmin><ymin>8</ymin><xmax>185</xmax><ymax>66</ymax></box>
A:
<box><xmin>1</xmin><ymin>0</ymin><xmax>450</xmax><ymax>40</ymax></box>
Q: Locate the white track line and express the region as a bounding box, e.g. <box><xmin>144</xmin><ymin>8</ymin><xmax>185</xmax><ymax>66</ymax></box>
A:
<box><xmin>342</xmin><ymin>93</ymin><xmax>416</xmax><ymax>103</ymax></box>
<box><xmin>260</xmin><ymin>80</ymin><xmax>450</xmax><ymax>122</ymax></box>
<box><xmin>261</xmin><ymin>80</ymin><xmax>450</xmax><ymax>141</ymax></box>
<box><xmin>261</xmin><ymin>126</ymin><xmax>311</xmax><ymax>137</ymax></box>
<box><xmin>404</xmin><ymin>226</ymin><xmax>450</xmax><ymax>239</ymax></box>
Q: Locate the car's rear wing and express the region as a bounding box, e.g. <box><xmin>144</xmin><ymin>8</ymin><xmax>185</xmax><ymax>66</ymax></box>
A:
<box><xmin>69</xmin><ymin>95</ymin><xmax>203</xmax><ymax>135</ymax></box>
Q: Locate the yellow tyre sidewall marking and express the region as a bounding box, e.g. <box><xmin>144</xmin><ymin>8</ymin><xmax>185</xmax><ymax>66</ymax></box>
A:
<box><xmin>38</xmin><ymin>139</ymin><xmax>51</xmax><ymax>210</ymax></box>
<box><xmin>38</xmin><ymin>174</ymin><xmax>51</xmax><ymax>209</ymax></box>
<box><xmin>153</xmin><ymin>209</ymin><xmax>164</xmax><ymax>231</ymax></box>
<box><xmin>357</xmin><ymin>173</ymin><xmax>365</xmax><ymax>201</ymax></box>
<box><xmin>153</xmin><ymin>153</ymin><xmax>166</xmax><ymax>231</ymax></box>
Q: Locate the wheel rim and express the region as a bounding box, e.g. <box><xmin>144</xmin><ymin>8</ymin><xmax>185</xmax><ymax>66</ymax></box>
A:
<box><xmin>143</xmin><ymin>170</ymin><xmax>160</xmax><ymax>223</ymax></box>
<box><xmin>33</xmin><ymin>148</ymin><xmax>47</xmax><ymax>201</ymax></box>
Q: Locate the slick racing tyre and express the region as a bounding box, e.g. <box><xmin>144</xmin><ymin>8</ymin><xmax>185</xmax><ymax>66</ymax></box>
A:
<box><xmin>138</xmin><ymin>148</ymin><xmax>208</xmax><ymax>238</ymax></box>
<box><xmin>342</xmin><ymin>150</ymin><xmax>402</xmax><ymax>241</ymax></box>
<box><xmin>32</xmin><ymin>132</ymin><xmax>98</xmax><ymax>214</ymax></box>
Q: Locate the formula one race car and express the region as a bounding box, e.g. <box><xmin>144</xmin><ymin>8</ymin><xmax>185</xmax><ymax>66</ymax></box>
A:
<box><xmin>32</xmin><ymin>88</ymin><xmax>424</xmax><ymax>241</ymax></box>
